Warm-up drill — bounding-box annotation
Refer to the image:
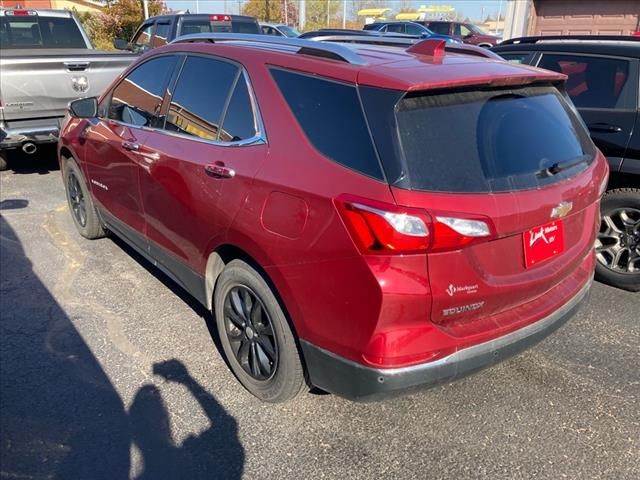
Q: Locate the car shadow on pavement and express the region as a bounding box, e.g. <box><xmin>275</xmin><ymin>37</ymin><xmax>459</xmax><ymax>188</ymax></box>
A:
<box><xmin>107</xmin><ymin>234</ymin><xmax>227</xmax><ymax>359</ymax></box>
<box><xmin>0</xmin><ymin>215</ymin><xmax>244</xmax><ymax>479</ymax></box>
<box><xmin>3</xmin><ymin>146</ymin><xmax>60</xmax><ymax>174</ymax></box>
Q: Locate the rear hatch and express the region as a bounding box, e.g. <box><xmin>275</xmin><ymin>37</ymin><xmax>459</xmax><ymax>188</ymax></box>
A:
<box><xmin>361</xmin><ymin>82</ymin><xmax>607</xmax><ymax>334</ymax></box>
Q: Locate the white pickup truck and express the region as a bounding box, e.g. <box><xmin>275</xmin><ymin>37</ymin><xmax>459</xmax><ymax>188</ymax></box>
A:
<box><xmin>0</xmin><ymin>8</ymin><xmax>137</xmax><ymax>170</ymax></box>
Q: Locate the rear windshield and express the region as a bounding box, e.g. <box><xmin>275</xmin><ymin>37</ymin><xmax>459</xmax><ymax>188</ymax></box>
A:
<box><xmin>364</xmin><ymin>85</ymin><xmax>595</xmax><ymax>193</ymax></box>
<box><xmin>0</xmin><ymin>15</ymin><xmax>86</xmax><ymax>49</ymax></box>
<box><xmin>180</xmin><ymin>18</ymin><xmax>260</xmax><ymax>36</ymax></box>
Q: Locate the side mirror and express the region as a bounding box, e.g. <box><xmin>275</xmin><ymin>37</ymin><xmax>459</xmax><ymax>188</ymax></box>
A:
<box><xmin>113</xmin><ymin>38</ymin><xmax>129</xmax><ymax>50</ymax></box>
<box><xmin>69</xmin><ymin>97</ymin><xmax>98</xmax><ymax>118</ymax></box>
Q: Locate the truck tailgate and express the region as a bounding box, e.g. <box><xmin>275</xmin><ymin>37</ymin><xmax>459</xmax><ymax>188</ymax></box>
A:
<box><xmin>0</xmin><ymin>50</ymin><xmax>136</xmax><ymax>121</ymax></box>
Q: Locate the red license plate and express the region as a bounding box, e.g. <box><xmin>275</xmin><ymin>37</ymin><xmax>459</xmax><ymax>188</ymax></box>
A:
<box><xmin>523</xmin><ymin>220</ymin><xmax>565</xmax><ymax>268</ymax></box>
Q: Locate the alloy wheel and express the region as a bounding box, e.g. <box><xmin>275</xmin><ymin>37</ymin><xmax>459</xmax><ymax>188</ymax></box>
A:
<box><xmin>223</xmin><ymin>285</ymin><xmax>278</xmax><ymax>381</ymax></box>
<box><xmin>595</xmin><ymin>208</ymin><xmax>640</xmax><ymax>274</ymax></box>
<box><xmin>67</xmin><ymin>172</ymin><xmax>87</xmax><ymax>227</ymax></box>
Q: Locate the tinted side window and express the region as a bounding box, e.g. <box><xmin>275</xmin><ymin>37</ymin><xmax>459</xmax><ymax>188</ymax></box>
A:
<box><xmin>270</xmin><ymin>69</ymin><xmax>383</xmax><ymax>180</ymax></box>
<box><xmin>386</xmin><ymin>24</ymin><xmax>405</xmax><ymax>33</ymax></box>
<box><xmin>165</xmin><ymin>56</ymin><xmax>238</xmax><ymax>141</ymax></box>
<box><xmin>109</xmin><ymin>56</ymin><xmax>177</xmax><ymax>127</ymax></box>
<box><xmin>406</xmin><ymin>23</ymin><xmax>425</xmax><ymax>36</ymax></box>
<box><xmin>499</xmin><ymin>52</ymin><xmax>533</xmax><ymax>65</ymax></box>
<box><xmin>152</xmin><ymin>22</ymin><xmax>170</xmax><ymax>47</ymax></box>
<box><xmin>219</xmin><ymin>77</ymin><xmax>257</xmax><ymax>142</ymax></box>
<box><xmin>132</xmin><ymin>23</ymin><xmax>153</xmax><ymax>50</ymax></box>
<box><xmin>428</xmin><ymin>22</ymin><xmax>450</xmax><ymax>35</ymax></box>
<box><xmin>538</xmin><ymin>54</ymin><xmax>633</xmax><ymax>109</ymax></box>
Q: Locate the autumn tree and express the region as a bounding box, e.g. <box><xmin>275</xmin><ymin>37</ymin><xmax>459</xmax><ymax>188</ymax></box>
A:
<box><xmin>242</xmin><ymin>0</ymin><xmax>299</xmax><ymax>25</ymax></box>
<box><xmin>106</xmin><ymin>0</ymin><xmax>166</xmax><ymax>41</ymax></box>
<box><xmin>77</xmin><ymin>0</ymin><xmax>166</xmax><ymax>50</ymax></box>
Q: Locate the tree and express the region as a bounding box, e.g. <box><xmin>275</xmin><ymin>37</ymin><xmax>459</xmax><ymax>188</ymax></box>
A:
<box><xmin>106</xmin><ymin>0</ymin><xmax>166</xmax><ymax>41</ymax></box>
<box><xmin>242</xmin><ymin>0</ymin><xmax>299</xmax><ymax>25</ymax></box>
<box><xmin>76</xmin><ymin>0</ymin><xmax>166</xmax><ymax>50</ymax></box>
<box><xmin>303</xmin><ymin>0</ymin><xmax>341</xmax><ymax>31</ymax></box>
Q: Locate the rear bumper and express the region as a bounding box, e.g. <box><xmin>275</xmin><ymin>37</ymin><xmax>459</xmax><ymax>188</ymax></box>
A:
<box><xmin>0</xmin><ymin>121</ymin><xmax>61</xmax><ymax>149</ymax></box>
<box><xmin>301</xmin><ymin>278</ymin><xmax>592</xmax><ymax>402</ymax></box>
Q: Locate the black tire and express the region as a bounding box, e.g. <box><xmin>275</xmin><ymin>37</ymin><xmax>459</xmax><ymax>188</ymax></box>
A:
<box><xmin>595</xmin><ymin>188</ymin><xmax>640</xmax><ymax>292</ymax></box>
<box><xmin>214</xmin><ymin>260</ymin><xmax>306</xmax><ymax>402</ymax></box>
<box><xmin>63</xmin><ymin>157</ymin><xmax>105</xmax><ymax>240</ymax></box>
<box><xmin>0</xmin><ymin>151</ymin><xmax>8</xmax><ymax>171</ymax></box>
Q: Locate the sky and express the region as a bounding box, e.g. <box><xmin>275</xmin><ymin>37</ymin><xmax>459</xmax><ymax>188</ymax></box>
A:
<box><xmin>164</xmin><ymin>0</ymin><xmax>507</xmax><ymax>22</ymax></box>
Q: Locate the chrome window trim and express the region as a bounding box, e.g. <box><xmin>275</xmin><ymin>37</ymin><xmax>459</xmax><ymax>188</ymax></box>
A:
<box><xmin>102</xmin><ymin>55</ymin><xmax>267</xmax><ymax>148</ymax></box>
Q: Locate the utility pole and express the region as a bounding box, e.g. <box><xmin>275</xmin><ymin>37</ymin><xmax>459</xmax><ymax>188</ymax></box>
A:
<box><xmin>299</xmin><ymin>0</ymin><xmax>305</xmax><ymax>31</ymax></box>
<box><xmin>342</xmin><ymin>0</ymin><xmax>346</xmax><ymax>29</ymax></box>
<box><xmin>326</xmin><ymin>0</ymin><xmax>330</xmax><ymax>27</ymax></box>
<box><xmin>142</xmin><ymin>0</ymin><xmax>149</xmax><ymax>19</ymax></box>
<box><xmin>496</xmin><ymin>0</ymin><xmax>504</xmax><ymax>34</ymax></box>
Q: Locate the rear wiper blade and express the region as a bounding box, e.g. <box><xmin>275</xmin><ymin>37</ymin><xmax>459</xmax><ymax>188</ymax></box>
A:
<box><xmin>537</xmin><ymin>157</ymin><xmax>588</xmax><ymax>178</ymax></box>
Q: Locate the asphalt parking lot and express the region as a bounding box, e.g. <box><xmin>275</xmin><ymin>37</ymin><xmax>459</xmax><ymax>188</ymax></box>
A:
<box><xmin>1</xmin><ymin>150</ymin><xmax>639</xmax><ymax>480</ymax></box>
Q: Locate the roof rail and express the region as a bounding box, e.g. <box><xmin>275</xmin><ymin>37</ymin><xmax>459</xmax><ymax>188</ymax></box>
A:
<box><xmin>500</xmin><ymin>35</ymin><xmax>640</xmax><ymax>45</ymax></box>
<box><xmin>170</xmin><ymin>33</ymin><xmax>367</xmax><ymax>65</ymax></box>
<box><xmin>310</xmin><ymin>35</ymin><xmax>501</xmax><ymax>59</ymax></box>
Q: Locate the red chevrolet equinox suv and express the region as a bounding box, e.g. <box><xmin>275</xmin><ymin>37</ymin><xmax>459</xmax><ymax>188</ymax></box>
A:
<box><xmin>59</xmin><ymin>34</ymin><xmax>608</xmax><ymax>402</ymax></box>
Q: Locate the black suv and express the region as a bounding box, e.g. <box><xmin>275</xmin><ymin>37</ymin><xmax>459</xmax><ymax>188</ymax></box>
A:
<box><xmin>493</xmin><ymin>36</ymin><xmax>640</xmax><ymax>291</ymax></box>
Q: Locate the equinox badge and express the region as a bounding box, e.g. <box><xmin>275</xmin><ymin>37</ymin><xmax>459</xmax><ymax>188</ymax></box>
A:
<box><xmin>551</xmin><ymin>201</ymin><xmax>573</xmax><ymax>219</ymax></box>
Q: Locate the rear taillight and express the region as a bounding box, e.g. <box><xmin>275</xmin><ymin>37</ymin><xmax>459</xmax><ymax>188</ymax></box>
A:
<box><xmin>210</xmin><ymin>14</ymin><xmax>231</xmax><ymax>21</ymax></box>
<box><xmin>335</xmin><ymin>195</ymin><xmax>495</xmax><ymax>255</ymax></box>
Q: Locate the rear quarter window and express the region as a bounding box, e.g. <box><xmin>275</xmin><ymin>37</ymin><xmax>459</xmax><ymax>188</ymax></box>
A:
<box><xmin>270</xmin><ymin>68</ymin><xmax>384</xmax><ymax>180</ymax></box>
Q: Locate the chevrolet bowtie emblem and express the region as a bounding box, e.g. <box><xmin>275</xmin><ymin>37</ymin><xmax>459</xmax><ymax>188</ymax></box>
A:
<box><xmin>551</xmin><ymin>201</ymin><xmax>573</xmax><ymax>219</ymax></box>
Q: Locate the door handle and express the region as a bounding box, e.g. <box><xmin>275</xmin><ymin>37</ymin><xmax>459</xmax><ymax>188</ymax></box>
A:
<box><xmin>121</xmin><ymin>141</ymin><xmax>140</xmax><ymax>151</ymax></box>
<box><xmin>205</xmin><ymin>163</ymin><xmax>236</xmax><ymax>178</ymax></box>
<box><xmin>587</xmin><ymin>123</ymin><xmax>623</xmax><ymax>133</ymax></box>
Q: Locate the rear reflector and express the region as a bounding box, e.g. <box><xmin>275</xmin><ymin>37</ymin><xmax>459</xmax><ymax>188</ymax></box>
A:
<box><xmin>335</xmin><ymin>195</ymin><xmax>495</xmax><ymax>255</ymax></box>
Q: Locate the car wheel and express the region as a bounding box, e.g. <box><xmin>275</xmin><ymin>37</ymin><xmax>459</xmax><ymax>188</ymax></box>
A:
<box><xmin>595</xmin><ymin>188</ymin><xmax>640</xmax><ymax>292</ymax></box>
<box><xmin>63</xmin><ymin>157</ymin><xmax>105</xmax><ymax>240</ymax></box>
<box><xmin>214</xmin><ymin>259</ymin><xmax>307</xmax><ymax>402</ymax></box>
<box><xmin>0</xmin><ymin>151</ymin><xmax>8</xmax><ymax>171</ymax></box>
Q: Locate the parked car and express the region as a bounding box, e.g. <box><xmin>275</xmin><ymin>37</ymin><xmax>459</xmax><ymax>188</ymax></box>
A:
<box><xmin>59</xmin><ymin>33</ymin><xmax>607</xmax><ymax>402</ymax></box>
<box><xmin>363</xmin><ymin>20</ymin><xmax>458</xmax><ymax>43</ymax></box>
<box><xmin>0</xmin><ymin>8</ymin><xmax>137</xmax><ymax>170</ymax></box>
<box><xmin>493</xmin><ymin>36</ymin><xmax>640</xmax><ymax>291</ymax></box>
<box><xmin>298</xmin><ymin>28</ymin><xmax>397</xmax><ymax>39</ymax></box>
<box><xmin>419</xmin><ymin>20</ymin><xmax>500</xmax><ymax>47</ymax></box>
<box><xmin>114</xmin><ymin>13</ymin><xmax>260</xmax><ymax>53</ymax></box>
<box><xmin>260</xmin><ymin>22</ymin><xmax>300</xmax><ymax>37</ymax></box>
